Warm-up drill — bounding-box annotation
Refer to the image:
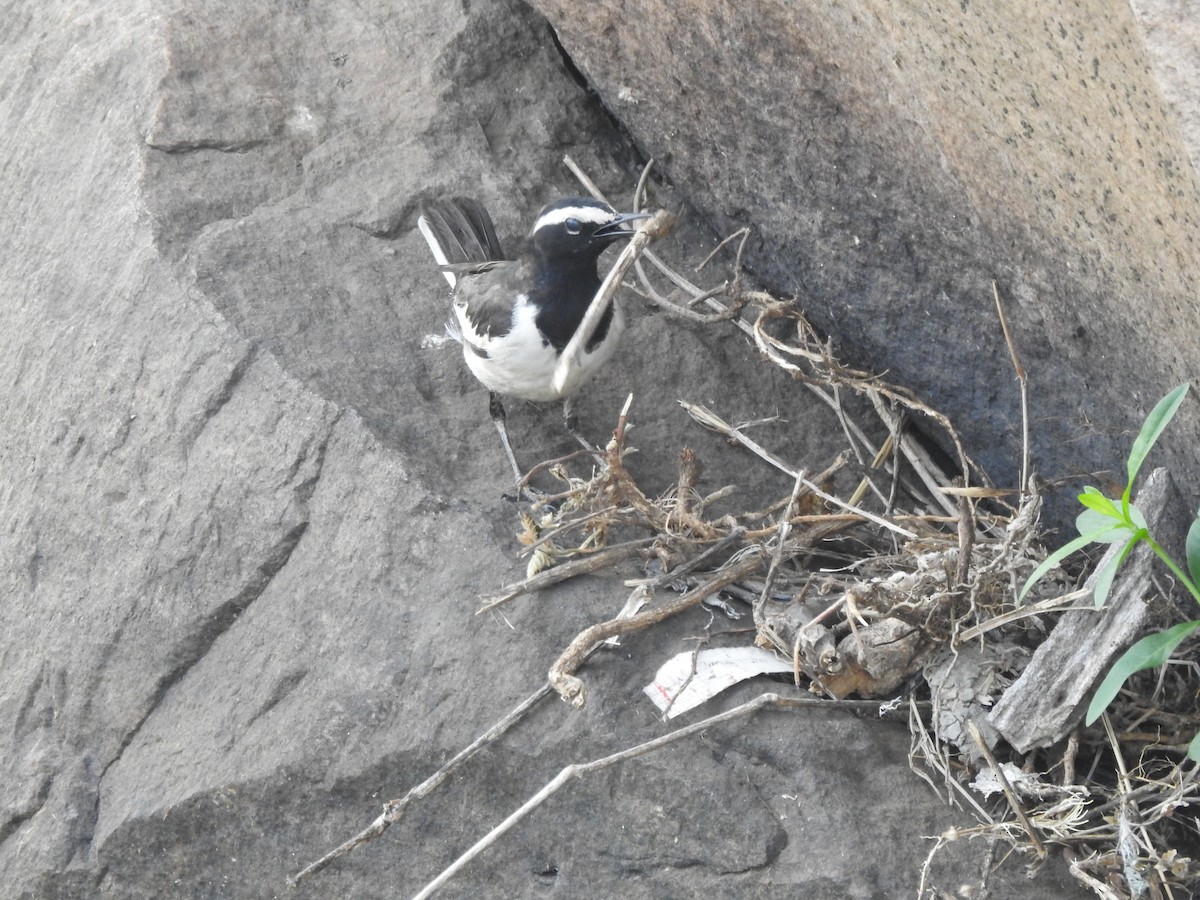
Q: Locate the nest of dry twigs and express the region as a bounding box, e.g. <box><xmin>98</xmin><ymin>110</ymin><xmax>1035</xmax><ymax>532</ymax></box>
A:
<box><xmin>486</xmin><ymin>159</ymin><xmax>1200</xmax><ymax>897</ymax></box>
<box><xmin>294</xmin><ymin>160</ymin><xmax>1200</xmax><ymax>899</ymax></box>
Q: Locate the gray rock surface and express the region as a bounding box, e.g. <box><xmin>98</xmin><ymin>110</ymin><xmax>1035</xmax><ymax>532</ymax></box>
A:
<box><xmin>531</xmin><ymin>0</ymin><xmax>1200</xmax><ymax>529</ymax></box>
<box><xmin>1133</xmin><ymin>0</ymin><xmax>1200</xmax><ymax>174</ymax></box>
<box><xmin>4</xmin><ymin>0</ymin><xmax>1185</xmax><ymax>897</ymax></box>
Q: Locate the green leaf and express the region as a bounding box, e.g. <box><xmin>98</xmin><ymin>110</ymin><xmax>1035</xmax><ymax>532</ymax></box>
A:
<box><xmin>1187</xmin><ymin>511</ymin><xmax>1200</xmax><ymax>592</ymax></box>
<box><xmin>1077</xmin><ymin>508</ymin><xmax>1131</xmax><ymax>542</ymax></box>
<box><xmin>1019</xmin><ymin>525</ymin><xmax>1126</xmax><ymax>603</ymax></box>
<box><xmin>1077</xmin><ymin>489</ymin><xmax>1121</xmax><ymax>520</ymax></box>
<box><xmin>1126</xmin><ymin>384</ymin><xmax>1189</xmax><ymax>487</ymax></box>
<box><xmin>1126</xmin><ymin>503</ymin><xmax>1148</xmax><ymax>531</ymax></box>
<box><xmin>1189</xmin><ymin>730</ymin><xmax>1200</xmax><ymax>763</ymax></box>
<box><xmin>1092</xmin><ymin>536</ymin><xmax>1137</xmax><ymax>609</ymax></box>
<box><xmin>1086</xmin><ymin>620</ymin><xmax>1200</xmax><ymax>724</ymax></box>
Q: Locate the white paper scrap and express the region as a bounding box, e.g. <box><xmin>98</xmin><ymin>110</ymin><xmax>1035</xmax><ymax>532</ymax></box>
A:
<box><xmin>643</xmin><ymin>647</ymin><xmax>793</xmax><ymax>718</ymax></box>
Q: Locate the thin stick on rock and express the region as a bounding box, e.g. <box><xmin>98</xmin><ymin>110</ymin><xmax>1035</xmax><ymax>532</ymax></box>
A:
<box><xmin>967</xmin><ymin>720</ymin><xmax>1047</xmax><ymax>859</ymax></box>
<box><xmin>681</xmin><ymin>401</ymin><xmax>918</xmax><ymax>539</ymax></box>
<box><xmin>564</xmin><ymin>155</ymin><xmax>739</xmax><ymax>330</ymax></box>
<box><xmin>993</xmin><ymin>281</ymin><xmax>1030</xmax><ymax>492</ymax></box>
<box><xmin>953</xmin><ymin>589</ymin><xmax>1091</xmax><ymax>644</ymax></box>
<box><xmin>754</xmin><ymin>469</ymin><xmax>807</xmax><ymax>624</ymax></box>
<box><xmin>563</xmin><ymin>153</ymin><xmax>611</xmax><ymax>206</ymax></box>
<box><xmin>624</xmin><ymin>528</ymin><xmax>747</xmax><ymax>590</ymax></box>
<box><xmin>519</xmin><ymin>505</ymin><xmax>624</xmax><ymax>556</ymax></box>
<box><xmin>549</xmin><ymin>552</ymin><xmax>767</xmax><ymax>707</ymax></box>
<box><xmin>632</xmin><ymin>157</ymin><xmax>655</xmax><ymax>212</ymax></box>
<box><xmin>553</xmin><ymin>209</ymin><xmax>674</xmax><ymax>394</ymax></box>
<box><xmin>289</xmin><ymin>682</ymin><xmax>557</xmax><ymax>886</ymax></box>
<box><xmin>632</xmin><ymin>261</ymin><xmax>742</xmax><ymax>324</ymax></box>
<box><xmin>410</xmin><ymin>692</ymin><xmax>888</xmax><ymax>900</ymax></box>
<box><xmin>478</xmin><ymin>538</ymin><xmax>658</xmax><ymax>613</ymax></box>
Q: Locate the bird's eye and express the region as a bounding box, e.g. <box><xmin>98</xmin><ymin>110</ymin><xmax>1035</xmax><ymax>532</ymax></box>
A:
<box><xmin>565</xmin><ymin>217</ymin><xmax>582</xmax><ymax>235</ymax></box>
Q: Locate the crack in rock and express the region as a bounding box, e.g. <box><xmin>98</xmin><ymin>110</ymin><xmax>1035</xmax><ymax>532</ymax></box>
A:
<box><xmin>185</xmin><ymin>343</ymin><xmax>258</xmax><ymax>453</ymax></box>
<box><xmin>90</xmin><ymin>408</ymin><xmax>334</xmax><ymax>834</ymax></box>
<box><xmin>145</xmin><ymin>137</ymin><xmax>268</xmax><ymax>154</ymax></box>
<box><xmin>107</xmin><ymin>519</ymin><xmax>313</xmax><ymax>771</ymax></box>
<box><xmin>0</xmin><ymin>772</ymin><xmax>53</xmax><ymax>848</ymax></box>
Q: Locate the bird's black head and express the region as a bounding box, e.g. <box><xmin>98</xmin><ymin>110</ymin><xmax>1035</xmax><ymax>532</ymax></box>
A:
<box><xmin>529</xmin><ymin>197</ymin><xmax>646</xmax><ymax>265</ymax></box>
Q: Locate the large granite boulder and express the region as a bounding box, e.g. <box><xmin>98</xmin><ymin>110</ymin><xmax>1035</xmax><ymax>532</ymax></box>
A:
<box><xmin>7</xmin><ymin>0</ymin><xmax>1194</xmax><ymax>896</ymax></box>
<box><xmin>531</xmin><ymin>0</ymin><xmax>1200</xmax><ymax>527</ymax></box>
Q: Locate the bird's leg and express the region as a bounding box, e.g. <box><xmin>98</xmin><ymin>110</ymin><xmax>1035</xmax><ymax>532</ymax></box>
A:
<box><xmin>562</xmin><ymin>395</ymin><xmax>602</xmax><ymax>461</ymax></box>
<box><xmin>562</xmin><ymin>394</ymin><xmax>579</xmax><ymax>435</ymax></box>
<box><xmin>488</xmin><ymin>391</ymin><xmax>524</xmax><ymax>487</ymax></box>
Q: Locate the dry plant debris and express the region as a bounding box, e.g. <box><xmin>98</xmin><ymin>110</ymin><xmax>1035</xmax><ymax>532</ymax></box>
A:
<box><xmin>293</xmin><ymin>161</ymin><xmax>1200</xmax><ymax>898</ymax></box>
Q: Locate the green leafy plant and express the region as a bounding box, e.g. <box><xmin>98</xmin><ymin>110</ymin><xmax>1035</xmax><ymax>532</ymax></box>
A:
<box><xmin>1020</xmin><ymin>384</ymin><xmax>1200</xmax><ymax>759</ymax></box>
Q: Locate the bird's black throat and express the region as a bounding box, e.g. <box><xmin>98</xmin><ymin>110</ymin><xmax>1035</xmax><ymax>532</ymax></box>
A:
<box><xmin>530</xmin><ymin>255</ymin><xmax>614</xmax><ymax>353</ymax></box>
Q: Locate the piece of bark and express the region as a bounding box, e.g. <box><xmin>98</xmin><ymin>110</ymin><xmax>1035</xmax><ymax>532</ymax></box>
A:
<box><xmin>988</xmin><ymin>467</ymin><xmax>1182</xmax><ymax>752</ymax></box>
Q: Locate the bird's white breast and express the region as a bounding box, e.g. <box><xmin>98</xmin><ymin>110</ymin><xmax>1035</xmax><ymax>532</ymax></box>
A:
<box><xmin>453</xmin><ymin>296</ymin><xmax>625</xmax><ymax>402</ymax></box>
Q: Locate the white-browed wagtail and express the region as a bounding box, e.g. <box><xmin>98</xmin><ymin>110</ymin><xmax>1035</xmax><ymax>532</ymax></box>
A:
<box><xmin>418</xmin><ymin>196</ymin><xmax>647</xmax><ymax>481</ymax></box>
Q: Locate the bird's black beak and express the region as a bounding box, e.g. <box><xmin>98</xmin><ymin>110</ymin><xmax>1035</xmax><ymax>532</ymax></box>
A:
<box><xmin>592</xmin><ymin>211</ymin><xmax>653</xmax><ymax>240</ymax></box>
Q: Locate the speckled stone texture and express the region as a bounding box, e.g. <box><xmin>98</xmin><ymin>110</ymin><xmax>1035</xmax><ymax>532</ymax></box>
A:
<box><xmin>531</xmin><ymin>0</ymin><xmax>1200</xmax><ymax>529</ymax></box>
<box><xmin>5</xmin><ymin>0</ymin><xmax>1192</xmax><ymax>896</ymax></box>
<box><xmin>1132</xmin><ymin>0</ymin><xmax>1200</xmax><ymax>172</ymax></box>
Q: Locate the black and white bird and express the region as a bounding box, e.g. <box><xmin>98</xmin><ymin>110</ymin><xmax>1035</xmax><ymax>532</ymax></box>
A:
<box><xmin>418</xmin><ymin>195</ymin><xmax>646</xmax><ymax>481</ymax></box>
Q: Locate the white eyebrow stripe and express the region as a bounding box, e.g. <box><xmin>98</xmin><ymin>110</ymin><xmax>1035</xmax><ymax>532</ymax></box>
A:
<box><xmin>532</xmin><ymin>205</ymin><xmax>614</xmax><ymax>232</ymax></box>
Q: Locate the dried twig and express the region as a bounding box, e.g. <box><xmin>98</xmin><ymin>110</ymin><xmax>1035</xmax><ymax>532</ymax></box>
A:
<box><xmin>549</xmin><ymin>552</ymin><xmax>767</xmax><ymax>706</ymax></box>
<box><xmin>289</xmin><ymin>681</ymin><xmax>556</xmax><ymax>886</ymax></box>
<box><xmin>478</xmin><ymin>538</ymin><xmax>658</xmax><ymax>613</ymax></box>
<box><xmin>680</xmin><ymin>401</ymin><xmax>918</xmax><ymax>539</ymax></box>
<box><xmin>553</xmin><ymin>208</ymin><xmax>675</xmax><ymax>393</ymax></box>
<box><xmin>953</xmin><ymin>589</ymin><xmax>1091</xmax><ymax>645</ymax></box>
<box><xmin>993</xmin><ymin>281</ymin><xmax>1030</xmax><ymax>492</ymax></box>
<box><xmin>754</xmin><ymin>470</ymin><xmax>807</xmax><ymax>624</ymax></box>
<box><xmin>967</xmin><ymin>720</ymin><xmax>1047</xmax><ymax>858</ymax></box>
<box><xmin>410</xmin><ymin>692</ymin><xmax>898</xmax><ymax>900</ymax></box>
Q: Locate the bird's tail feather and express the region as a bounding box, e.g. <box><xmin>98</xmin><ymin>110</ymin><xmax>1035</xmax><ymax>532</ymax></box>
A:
<box><xmin>417</xmin><ymin>197</ymin><xmax>504</xmax><ymax>288</ymax></box>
